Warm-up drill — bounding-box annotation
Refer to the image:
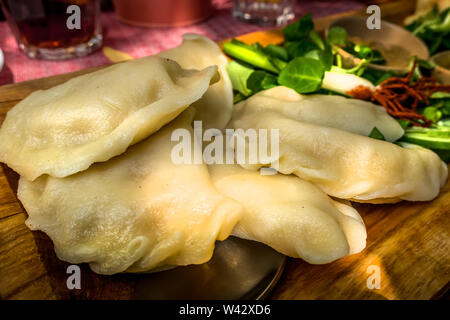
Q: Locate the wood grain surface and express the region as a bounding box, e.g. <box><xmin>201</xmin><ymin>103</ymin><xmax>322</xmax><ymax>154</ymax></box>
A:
<box><xmin>0</xmin><ymin>0</ymin><xmax>449</xmax><ymax>300</ymax></box>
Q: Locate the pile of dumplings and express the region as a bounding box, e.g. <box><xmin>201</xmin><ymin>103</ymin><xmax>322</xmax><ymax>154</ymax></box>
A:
<box><xmin>0</xmin><ymin>34</ymin><xmax>447</xmax><ymax>275</ymax></box>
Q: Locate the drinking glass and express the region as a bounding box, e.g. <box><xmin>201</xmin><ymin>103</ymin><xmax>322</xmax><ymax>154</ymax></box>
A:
<box><xmin>0</xmin><ymin>0</ymin><xmax>102</xmax><ymax>60</ymax></box>
<box><xmin>232</xmin><ymin>0</ymin><xmax>296</xmax><ymax>26</ymax></box>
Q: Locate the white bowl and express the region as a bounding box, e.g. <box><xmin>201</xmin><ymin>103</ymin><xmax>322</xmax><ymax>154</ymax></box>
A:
<box><xmin>431</xmin><ymin>50</ymin><xmax>450</xmax><ymax>84</ymax></box>
<box><xmin>326</xmin><ymin>16</ymin><xmax>429</xmax><ymax>72</ymax></box>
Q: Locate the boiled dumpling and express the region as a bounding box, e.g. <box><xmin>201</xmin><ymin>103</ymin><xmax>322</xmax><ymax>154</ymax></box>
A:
<box><xmin>0</xmin><ymin>56</ymin><xmax>218</xmax><ymax>180</ymax></box>
<box><xmin>229</xmin><ymin>111</ymin><xmax>448</xmax><ymax>203</ymax></box>
<box><xmin>209</xmin><ymin>163</ymin><xmax>366</xmax><ymax>264</ymax></box>
<box><xmin>18</xmin><ymin>109</ymin><xmax>243</xmax><ymax>275</ymax></box>
<box><xmin>233</xmin><ymin>86</ymin><xmax>404</xmax><ymax>142</ymax></box>
<box><xmin>158</xmin><ymin>33</ymin><xmax>233</xmax><ymax>129</ymax></box>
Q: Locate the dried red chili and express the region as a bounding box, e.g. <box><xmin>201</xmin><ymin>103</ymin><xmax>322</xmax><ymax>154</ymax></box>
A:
<box><xmin>348</xmin><ymin>60</ymin><xmax>450</xmax><ymax>127</ymax></box>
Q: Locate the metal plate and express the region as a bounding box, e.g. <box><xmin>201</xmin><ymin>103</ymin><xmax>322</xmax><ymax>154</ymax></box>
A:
<box><xmin>133</xmin><ymin>236</ymin><xmax>286</xmax><ymax>300</ymax></box>
<box><xmin>0</xmin><ymin>165</ymin><xmax>285</xmax><ymax>300</ymax></box>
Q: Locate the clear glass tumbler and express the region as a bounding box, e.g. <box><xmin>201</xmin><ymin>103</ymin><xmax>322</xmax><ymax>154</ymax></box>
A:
<box><xmin>232</xmin><ymin>0</ymin><xmax>296</xmax><ymax>26</ymax></box>
<box><xmin>0</xmin><ymin>0</ymin><xmax>102</xmax><ymax>60</ymax></box>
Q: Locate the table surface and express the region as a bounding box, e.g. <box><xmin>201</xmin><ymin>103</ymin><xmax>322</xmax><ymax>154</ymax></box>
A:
<box><xmin>0</xmin><ymin>0</ymin><xmax>365</xmax><ymax>85</ymax></box>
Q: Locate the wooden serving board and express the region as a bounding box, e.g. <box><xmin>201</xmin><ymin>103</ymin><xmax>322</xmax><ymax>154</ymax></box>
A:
<box><xmin>0</xmin><ymin>0</ymin><xmax>449</xmax><ymax>300</ymax></box>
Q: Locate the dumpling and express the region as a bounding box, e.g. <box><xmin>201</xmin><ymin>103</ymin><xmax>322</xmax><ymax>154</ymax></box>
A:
<box><xmin>0</xmin><ymin>56</ymin><xmax>218</xmax><ymax>180</ymax></box>
<box><xmin>233</xmin><ymin>86</ymin><xmax>404</xmax><ymax>142</ymax></box>
<box><xmin>209</xmin><ymin>163</ymin><xmax>366</xmax><ymax>264</ymax></box>
<box><xmin>158</xmin><ymin>33</ymin><xmax>233</xmax><ymax>129</ymax></box>
<box><xmin>229</xmin><ymin>111</ymin><xmax>448</xmax><ymax>203</ymax></box>
<box><xmin>18</xmin><ymin>109</ymin><xmax>243</xmax><ymax>275</ymax></box>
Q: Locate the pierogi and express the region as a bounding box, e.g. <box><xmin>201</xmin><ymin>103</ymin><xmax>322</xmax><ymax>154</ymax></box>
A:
<box><xmin>0</xmin><ymin>56</ymin><xmax>218</xmax><ymax>180</ymax></box>
<box><xmin>232</xmin><ymin>86</ymin><xmax>404</xmax><ymax>142</ymax></box>
<box><xmin>229</xmin><ymin>110</ymin><xmax>448</xmax><ymax>203</ymax></box>
<box><xmin>209</xmin><ymin>163</ymin><xmax>366</xmax><ymax>264</ymax></box>
<box><xmin>158</xmin><ymin>34</ymin><xmax>233</xmax><ymax>129</ymax></box>
<box><xmin>18</xmin><ymin>110</ymin><xmax>243</xmax><ymax>275</ymax></box>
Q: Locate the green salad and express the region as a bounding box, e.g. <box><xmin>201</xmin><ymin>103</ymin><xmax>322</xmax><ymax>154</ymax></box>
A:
<box><xmin>405</xmin><ymin>5</ymin><xmax>450</xmax><ymax>55</ymax></box>
<box><xmin>223</xmin><ymin>13</ymin><xmax>450</xmax><ymax>162</ymax></box>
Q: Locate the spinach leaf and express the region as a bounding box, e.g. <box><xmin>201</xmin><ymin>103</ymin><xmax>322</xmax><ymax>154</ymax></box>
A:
<box><xmin>250</xmin><ymin>42</ymin><xmax>265</xmax><ymax>52</ymax></box>
<box><xmin>353</xmin><ymin>44</ymin><xmax>373</xmax><ymax>59</ymax></box>
<box><xmin>343</xmin><ymin>42</ymin><xmax>386</xmax><ymax>65</ymax></box>
<box><xmin>283</xmin><ymin>13</ymin><xmax>314</xmax><ymax>41</ymax></box>
<box><xmin>270</xmin><ymin>57</ymin><xmax>288</xmax><ymax>72</ymax></box>
<box><xmin>226</xmin><ymin>60</ymin><xmax>254</xmax><ymax>96</ymax></box>
<box><xmin>309</xmin><ymin>30</ymin><xmax>325</xmax><ymax>50</ymax></box>
<box><xmin>397</xmin><ymin>119</ymin><xmax>411</xmax><ymax>130</ymax></box>
<box><xmin>247</xmin><ymin>70</ymin><xmax>278</xmax><ymax>93</ymax></box>
<box><xmin>423</xmin><ymin>106</ymin><xmax>443</xmax><ymax>123</ymax></box>
<box><xmin>444</xmin><ymin>100</ymin><xmax>450</xmax><ymax>116</ymax></box>
<box><xmin>427</xmin><ymin>91</ymin><xmax>450</xmax><ymax>118</ymax></box>
<box><xmin>233</xmin><ymin>92</ymin><xmax>246</xmax><ymax>104</ymax></box>
<box><xmin>406</xmin><ymin>6</ymin><xmax>450</xmax><ymax>54</ymax></box>
<box><xmin>416</xmin><ymin>57</ymin><xmax>436</xmax><ymax>70</ymax></box>
<box><xmin>278</xmin><ymin>57</ymin><xmax>325</xmax><ymax>93</ymax></box>
<box><xmin>304</xmin><ymin>44</ymin><xmax>333</xmax><ymax>71</ymax></box>
<box><xmin>327</xmin><ymin>26</ymin><xmax>347</xmax><ymax>45</ymax></box>
<box><xmin>428</xmin><ymin>7</ymin><xmax>450</xmax><ymax>32</ymax></box>
<box><xmin>368</xmin><ymin>127</ymin><xmax>386</xmax><ymax>140</ymax></box>
<box><xmin>405</xmin><ymin>56</ymin><xmax>436</xmax><ymax>81</ymax></box>
<box><xmin>264</xmin><ymin>44</ymin><xmax>289</xmax><ymax>61</ymax></box>
<box><xmin>322</xmin><ymin>43</ymin><xmax>334</xmax><ymax>70</ymax></box>
<box><xmin>429</xmin><ymin>35</ymin><xmax>443</xmax><ymax>54</ymax></box>
<box><xmin>285</xmin><ymin>40</ymin><xmax>318</xmax><ymax>59</ymax></box>
<box><xmin>443</xmin><ymin>34</ymin><xmax>450</xmax><ymax>49</ymax></box>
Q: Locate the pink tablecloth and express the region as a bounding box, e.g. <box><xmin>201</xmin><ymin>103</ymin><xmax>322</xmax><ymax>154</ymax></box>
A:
<box><xmin>0</xmin><ymin>0</ymin><xmax>363</xmax><ymax>85</ymax></box>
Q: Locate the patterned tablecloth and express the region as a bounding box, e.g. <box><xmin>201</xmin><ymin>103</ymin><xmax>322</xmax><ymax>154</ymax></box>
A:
<box><xmin>0</xmin><ymin>0</ymin><xmax>363</xmax><ymax>85</ymax></box>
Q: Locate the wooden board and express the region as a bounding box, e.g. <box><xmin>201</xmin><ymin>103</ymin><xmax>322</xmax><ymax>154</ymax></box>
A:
<box><xmin>0</xmin><ymin>0</ymin><xmax>449</xmax><ymax>300</ymax></box>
